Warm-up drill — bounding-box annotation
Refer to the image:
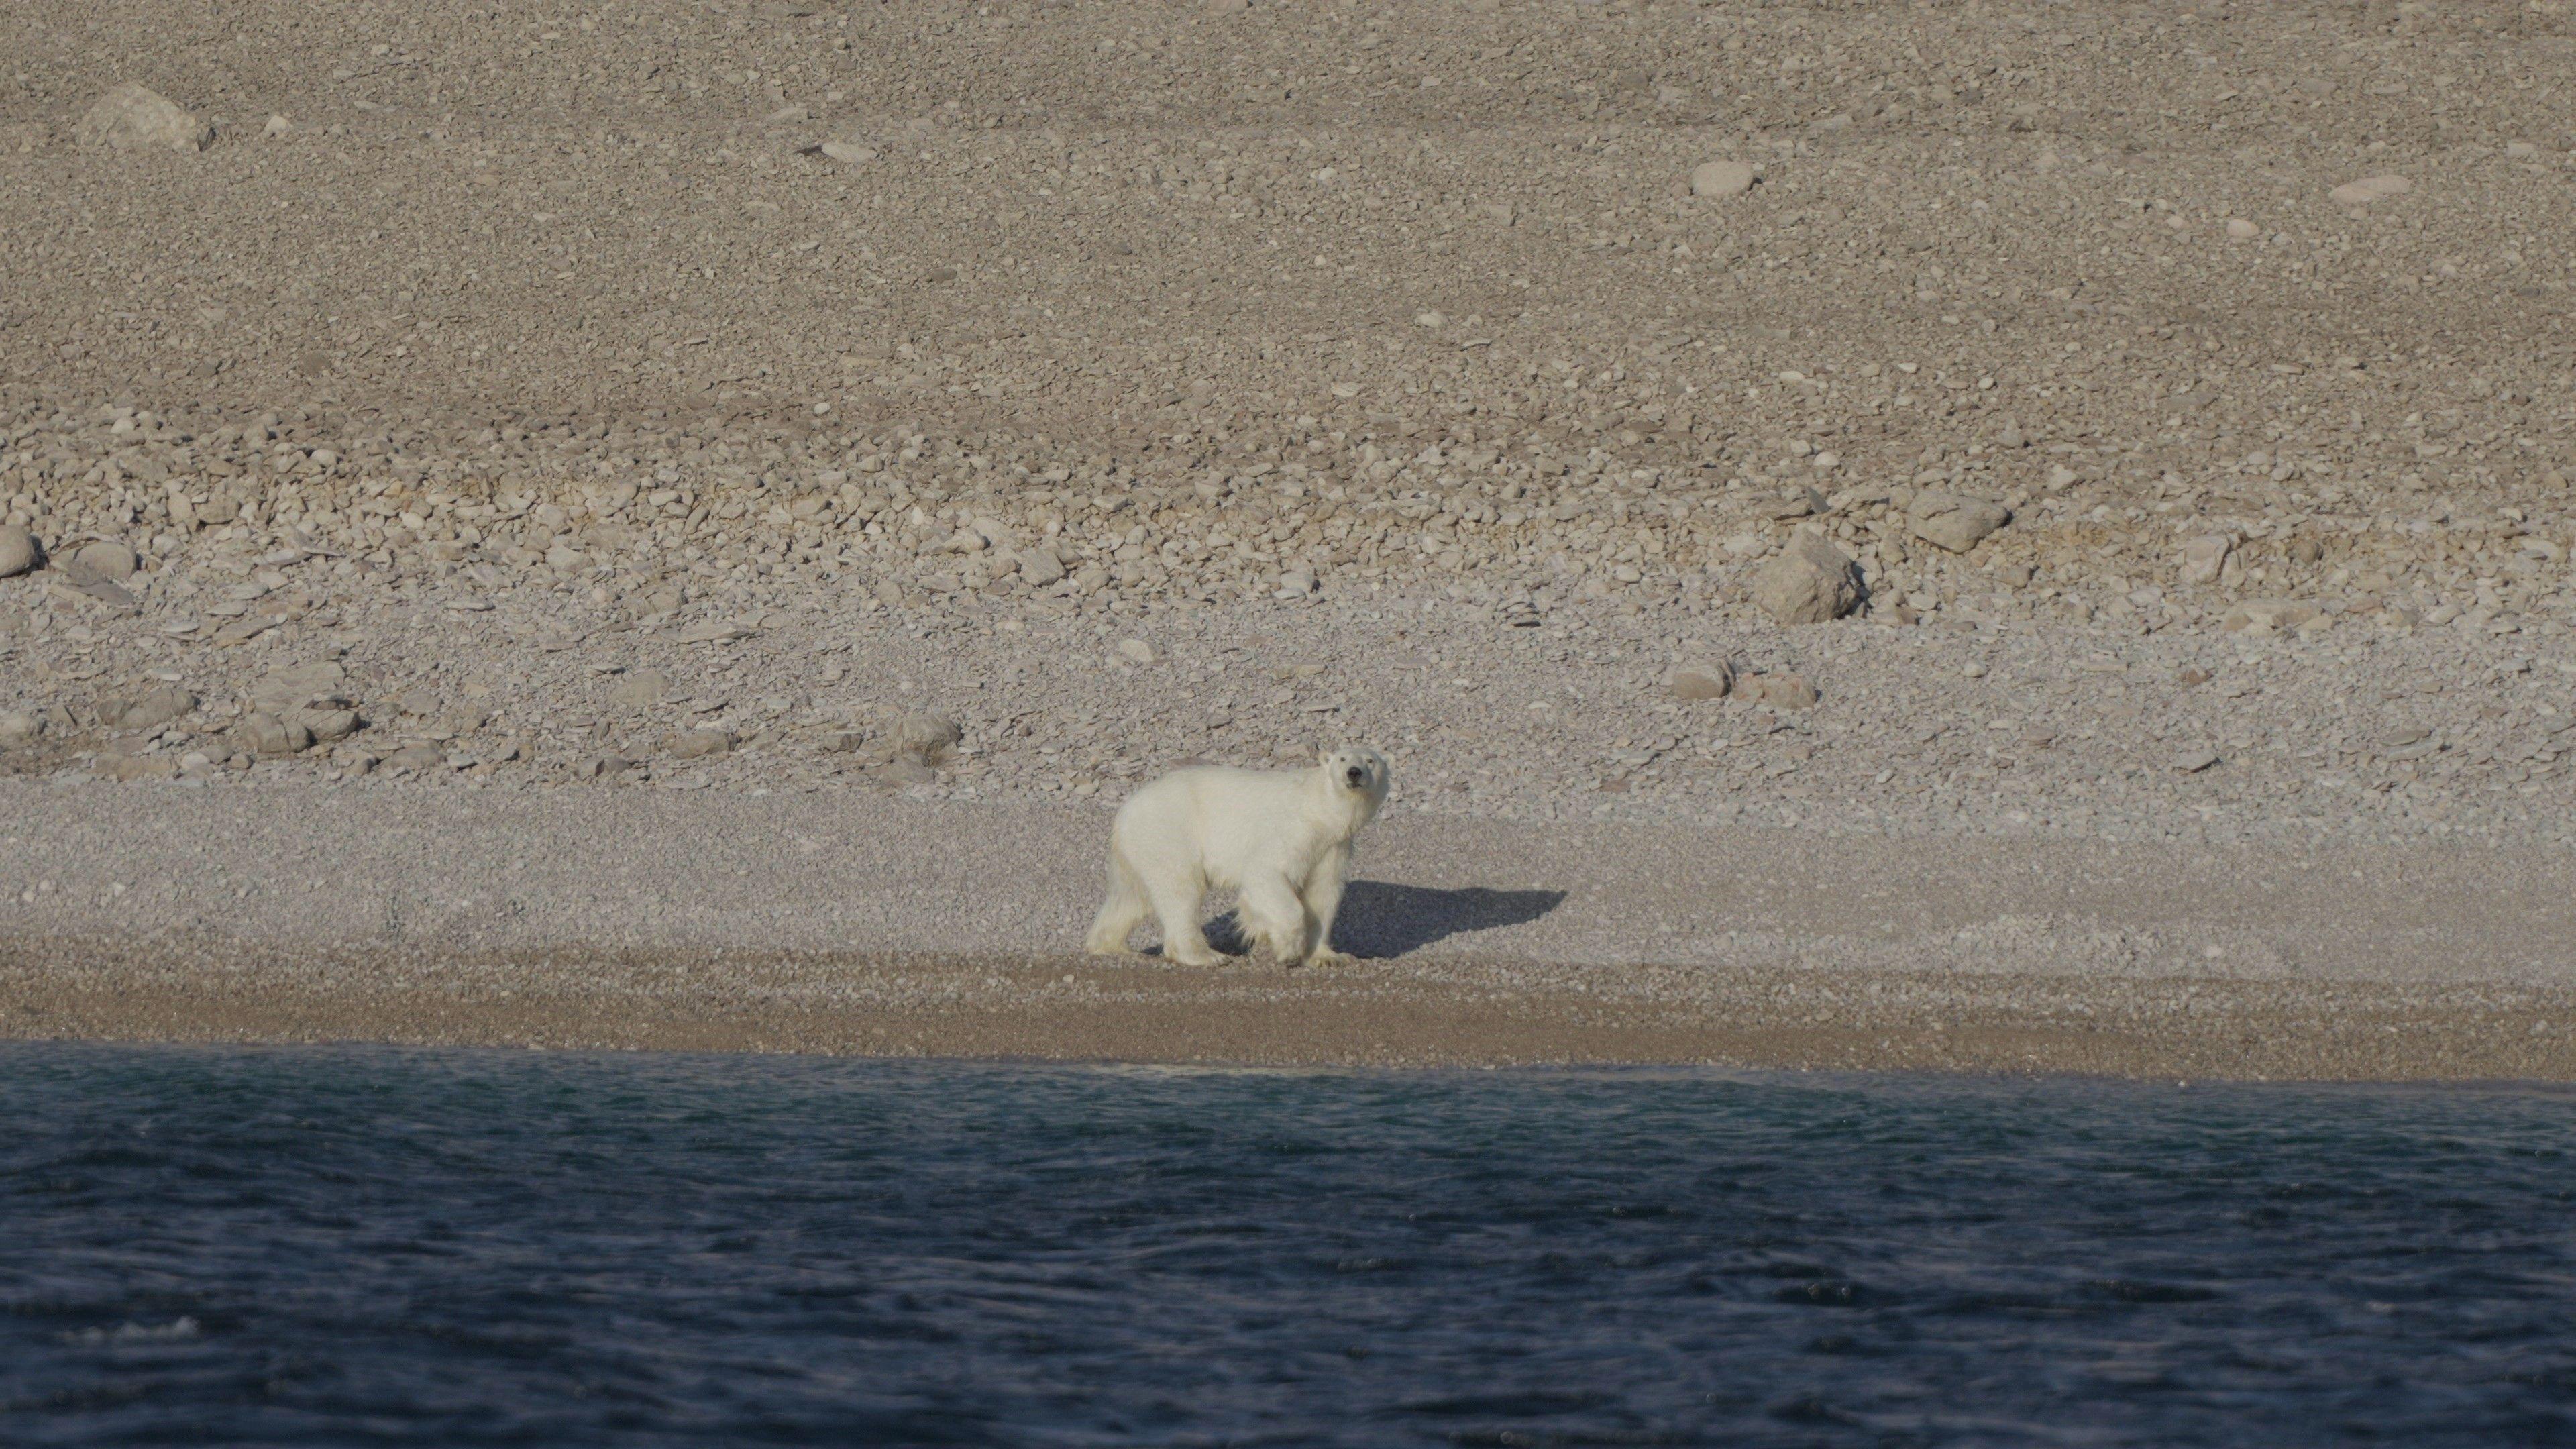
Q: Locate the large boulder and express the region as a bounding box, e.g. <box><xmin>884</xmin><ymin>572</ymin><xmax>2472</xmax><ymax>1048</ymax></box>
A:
<box><xmin>80</xmin><ymin>84</ymin><xmax>213</xmax><ymax>153</ymax></box>
<box><xmin>1750</xmin><ymin>531</ymin><xmax>1863</xmax><ymax>625</ymax></box>
<box><xmin>1908</xmin><ymin>493</ymin><xmax>2011</xmax><ymax>553</ymax></box>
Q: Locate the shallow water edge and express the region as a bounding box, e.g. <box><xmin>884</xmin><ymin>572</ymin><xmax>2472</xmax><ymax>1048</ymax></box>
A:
<box><xmin>7</xmin><ymin>932</ymin><xmax>2573</xmax><ymax>1083</ymax></box>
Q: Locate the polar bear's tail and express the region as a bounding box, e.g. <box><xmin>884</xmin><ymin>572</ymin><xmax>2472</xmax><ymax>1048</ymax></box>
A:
<box><xmin>1085</xmin><ymin>855</ymin><xmax>1150</xmax><ymax>956</ymax></box>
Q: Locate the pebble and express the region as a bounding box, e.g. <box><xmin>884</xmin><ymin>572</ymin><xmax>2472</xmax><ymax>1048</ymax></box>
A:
<box><xmin>1689</xmin><ymin>160</ymin><xmax>1756</xmax><ymax>198</ymax></box>
<box><xmin>1735</xmin><ymin>673</ymin><xmax>1819</xmax><ymax>710</ymax></box>
<box><xmin>2328</xmin><ymin>175</ymin><xmax>2411</xmax><ymax>207</ymax></box>
<box><xmin>78</xmin><ymin>84</ymin><xmax>214</xmax><ymax>154</ymax></box>
<box><xmin>100</xmin><ymin>684</ymin><xmax>195</xmax><ymax>731</ymax></box>
<box><xmin>0</xmin><ymin>527</ymin><xmax>38</xmax><ymax>578</ymax></box>
<box><xmin>2180</xmin><ymin>535</ymin><xmax>2233</xmax><ymax>586</ymax></box>
<box><xmin>663</xmin><ymin>728</ymin><xmax>734</xmax><ymax>760</ymax></box>
<box><xmin>1667</xmin><ymin>664</ymin><xmax>1733</xmax><ymax>702</ymax></box>
<box><xmin>895</xmin><ymin>712</ymin><xmax>962</xmax><ymax>765</ymax></box>
<box><xmin>237</xmin><ymin>712</ymin><xmax>313</xmax><ymax>757</ymax></box>
<box><xmin>609</xmin><ymin>669</ymin><xmax>674</xmax><ymax>712</ymax></box>
<box><xmin>1116</xmin><ymin>637</ymin><xmax>1157</xmax><ymax>665</ymax></box>
<box><xmin>2174</xmin><ymin>749</ymin><xmax>2220</xmax><ymax>773</ymax></box>
<box><xmin>1908</xmin><ymin>494</ymin><xmax>2011</xmax><ymax>553</ymax></box>
<box><xmin>1750</xmin><ymin>531</ymin><xmax>1862</xmax><ymax>625</ymax></box>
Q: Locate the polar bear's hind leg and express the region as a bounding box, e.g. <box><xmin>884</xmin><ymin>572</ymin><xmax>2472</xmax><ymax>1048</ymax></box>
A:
<box><xmin>1085</xmin><ymin>857</ymin><xmax>1151</xmax><ymax>957</ymax></box>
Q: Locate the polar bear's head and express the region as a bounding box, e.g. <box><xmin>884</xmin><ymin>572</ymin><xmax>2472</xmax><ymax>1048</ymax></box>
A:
<box><xmin>1319</xmin><ymin>745</ymin><xmax>1391</xmax><ymax>805</ymax></box>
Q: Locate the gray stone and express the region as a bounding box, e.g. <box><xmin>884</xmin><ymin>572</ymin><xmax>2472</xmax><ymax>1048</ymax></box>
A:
<box><xmin>1667</xmin><ymin>664</ymin><xmax>1733</xmax><ymax>702</ymax></box>
<box><xmin>2181</xmin><ymin>535</ymin><xmax>2233</xmax><ymax>586</ymax></box>
<box><xmin>895</xmin><ymin>711</ymin><xmax>961</xmax><ymax>764</ymax></box>
<box><xmin>1908</xmin><ymin>494</ymin><xmax>2011</xmax><ymax>553</ymax></box>
<box><xmin>80</xmin><ymin>84</ymin><xmax>214</xmax><ymax>153</ymax></box>
<box><xmin>69</xmin><ymin>540</ymin><xmax>139</xmax><ymax>580</ymax></box>
<box><xmin>237</xmin><ymin>712</ymin><xmax>314</xmax><ymax>756</ymax></box>
<box><xmin>1690</xmin><ymin>160</ymin><xmax>1756</xmax><ymax>198</ymax></box>
<box><xmin>0</xmin><ymin>526</ymin><xmax>38</xmax><ymax>578</ymax></box>
<box><xmin>386</xmin><ymin>743</ymin><xmax>447</xmax><ymax>771</ymax></box>
<box><xmin>301</xmin><ymin>708</ymin><xmax>361</xmax><ymax>743</ymax></box>
<box><xmin>1020</xmin><ymin>549</ymin><xmax>1067</xmax><ymax>586</ymax></box>
<box><xmin>1116</xmin><ymin>637</ymin><xmax>1157</xmax><ymax>665</ymax></box>
<box><xmin>1750</xmin><ymin>531</ymin><xmax>1863</xmax><ymax>625</ymax></box>
<box><xmin>101</xmin><ymin>684</ymin><xmax>196</xmax><ymax>731</ymax></box>
<box><xmin>94</xmin><ymin>755</ymin><xmax>180</xmax><ymax>782</ymax></box>
<box><xmin>662</xmin><ymin>727</ymin><xmax>734</xmax><ymax>759</ymax></box>
<box><xmin>608</xmin><ymin>668</ymin><xmax>673</xmax><ymax>712</ymax></box>
<box><xmin>2174</xmin><ymin>749</ymin><xmax>2221</xmax><ymax>773</ymax></box>
<box><xmin>1736</xmin><ymin>672</ymin><xmax>1821</xmax><ymax>710</ymax></box>
<box><xmin>0</xmin><ymin>711</ymin><xmax>41</xmax><ymax>749</ymax></box>
<box><xmin>250</xmin><ymin>661</ymin><xmax>347</xmax><ymax>716</ymax></box>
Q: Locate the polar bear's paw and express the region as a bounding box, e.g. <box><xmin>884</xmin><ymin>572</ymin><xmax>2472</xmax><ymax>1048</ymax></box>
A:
<box><xmin>1301</xmin><ymin>948</ymin><xmax>1361</xmax><ymax>969</ymax></box>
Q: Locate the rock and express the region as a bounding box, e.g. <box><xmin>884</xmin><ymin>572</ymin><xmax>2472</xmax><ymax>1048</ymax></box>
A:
<box><xmin>94</xmin><ymin>755</ymin><xmax>181</xmax><ymax>782</ymax></box>
<box><xmin>608</xmin><ymin>668</ymin><xmax>673</xmax><ymax>712</ymax></box>
<box><xmin>250</xmin><ymin>661</ymin><xmax>347</xmax><ymax>716</ymax></box>
<box><xmin>1116</xmin><ymin>637</ymin><xmax>1157</xmax><ymax>665</ymax></box>
<box><xmin>237</xmin><ymin>712</ymin><xmax>313</xmax><ymax>756</ymax></box>
<box><xmin>0</xmin><ymin>711</ymin><xmax>42</xmax><ymax>749</ymax></box>
<box><xmin>1020</xmin><ymin>549</ymin><xmax>1067</xmax><ymax>587</ymax></box>
<box><xmin>2180</xmin><ymin>535</ymin><xmax>2233</xmax><ymax>586</ymax></box>
<box><xmin>2329</xmin><ymin>174</ymin><xmax>2411</xmax><ymax>206</ymax></box>
<box><xmin>873</xmin><ymin>758</ymin><xmax>938</xmax><ymax>787</ymax></box>
<box><xmin>303</xmin><ymin>709</ymin><xmax>360</xmax><ymax>743</ymax></box>
<box><xmin>1736</xmin><ymin>673</ymin><xmax>1820</xmax><ymax>710</ymax></box>
<box><xmin>677</xmin><ymin>620</ymin><xmax>757</xmax><ymax>644</ymax></box>
<box><xmin>1667</xmin><ymin>663</ymin><xmax>1733</xmax><ymax>702</ymax></box>
<box><xmin>99</xmin><ymin>684</ymin><xmax>195</xmax><ymax>731</ymax></box>
<box><xmin>386</xmin><ymin>743</ymin><xmax>448</xmax><ymax>771</ymax></box>
<box><xmin>1689</xmin><ymin>160</ymin><xmax>1756</xmax><ymax>198</ymax></box>
<box><xmin>2174</xmin><ymin>749</ymin><xmax>2220</xmax><ymax>773</ymax></box>
<box><xmin>1750</xmin><ymin>531</ymin><xmax>1863</xmax><ymax>625</ymax></box>
<box><xmin>662</xmin><ymin>728</ymin><xmax>734</xmax><ymax>759</ymax></box>
<box><xmin>1907</xmin><ymin>494</ymin><xmax>2011</xmax><ymax>553</ymax></box>
<box><xmin>0</xmin><ymin>526</ymin><xmax>38</xmax><ymax>578</ymax></box>
<box><xmin>79</xmin><ymin>84</ymin><xmax>214</xmax><ymax>153</ymax></box>
<box><xmin>68</xmin><ymin>542</ymin><xmax>138</xmax><ymax>583</ymax></box>
<box><xmin>1276</xmin><ymin>569</ymin><xmax>1317</xmax><ymax>598</ymax></box>
<box><xmin>263</xmin><ymin>113</ymin><xmax>291</xmax><ymax>138</ymax></box>
<box><xmin>2225</xmin><ymin>218</ymin><xmax>2259</xmax><ymax>239</ymax></box>
<box><xmin>894</xmin><ymin>711</ymin><xmax>961</xmax><ymax>764</ymax></box>
<box><xmin>816</xmin><ymin>140</ymin><xmax>877</xmax><ymax>164</ymax></box>
<box><xmin>2288</xmin><ymin>537</ymin><xmax>2324</xmax><ymax>565</ymax></box>
<box><xmin>574</xmin><ymin>753</ymin><xmax>632</xmax><ymax>780</ymax></box>
<box><xmin>2222</xmin><ymin>598</ymin><xmax>2322</xmax><ymax>634</ymax></box>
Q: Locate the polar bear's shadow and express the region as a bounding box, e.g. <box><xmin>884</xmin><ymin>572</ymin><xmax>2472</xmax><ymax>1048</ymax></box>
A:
<box><xmin>1201</xmin><ymin>881</ymin><xmax>1566</xmax><ymax>961</ymax></box>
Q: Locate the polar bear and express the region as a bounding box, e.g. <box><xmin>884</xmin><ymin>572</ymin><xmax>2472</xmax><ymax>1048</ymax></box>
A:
<box><xmin>1087</xmin><ymin>746</ymin><xmax>1392</xmax><ymax>968</ymax></box>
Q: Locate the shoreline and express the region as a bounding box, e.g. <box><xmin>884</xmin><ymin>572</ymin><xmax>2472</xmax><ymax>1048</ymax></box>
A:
<box><xmin>7</xmin><ymin>938</ymin><xmax>2573</xmax><ymax>1083</ymax></box>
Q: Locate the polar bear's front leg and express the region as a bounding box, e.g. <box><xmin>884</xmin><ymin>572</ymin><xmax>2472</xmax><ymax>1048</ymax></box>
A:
<box><xmin>1237</xmin><ymin>877</ymin><xmax>1310</xmax><ymax>965</ymax></box>
<box><xmin>1298</xmin><ymin>845</ymin><xmax>1357</xmax><ymax>967</ymax></box>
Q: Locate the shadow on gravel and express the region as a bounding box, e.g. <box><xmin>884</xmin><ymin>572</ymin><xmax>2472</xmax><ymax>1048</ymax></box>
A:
<box><xmin>1208</xmin><ymin>882</ymin><xmax>1567</xmax><ymax>960</ymax></box>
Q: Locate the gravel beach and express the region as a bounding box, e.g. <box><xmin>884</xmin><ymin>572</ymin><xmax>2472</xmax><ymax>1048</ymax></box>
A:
<box><xmin>5</xmin><ymin>0</ymin><xmax>2573</xmax><ymax>1074</ymax></box>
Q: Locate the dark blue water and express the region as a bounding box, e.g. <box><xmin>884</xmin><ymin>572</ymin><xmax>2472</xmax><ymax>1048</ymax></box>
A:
<box><xmin>5</xmin><ymin>1046</ymin><xmax>2574</xmax><ymax>1447</ymax></box>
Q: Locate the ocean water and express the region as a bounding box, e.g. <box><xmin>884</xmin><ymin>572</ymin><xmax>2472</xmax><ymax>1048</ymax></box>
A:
<box><xmin>3</xmin><ymin>1046</ymin><xmax>2573</xmax><ymax>1447</ymax></box>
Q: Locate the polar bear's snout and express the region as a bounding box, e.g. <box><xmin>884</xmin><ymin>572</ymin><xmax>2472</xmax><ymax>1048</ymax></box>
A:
<box><xmin>1343</xmin><ymin>764</ymin><xmax>1366</xmax><ymax>787</ymax></box>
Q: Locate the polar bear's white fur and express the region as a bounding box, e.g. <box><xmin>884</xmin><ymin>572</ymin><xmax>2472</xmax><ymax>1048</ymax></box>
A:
<box><xmin>1087</xmin><ymin>746</ymin><xmax>1392</xmax><ymax>968</ymax></box>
